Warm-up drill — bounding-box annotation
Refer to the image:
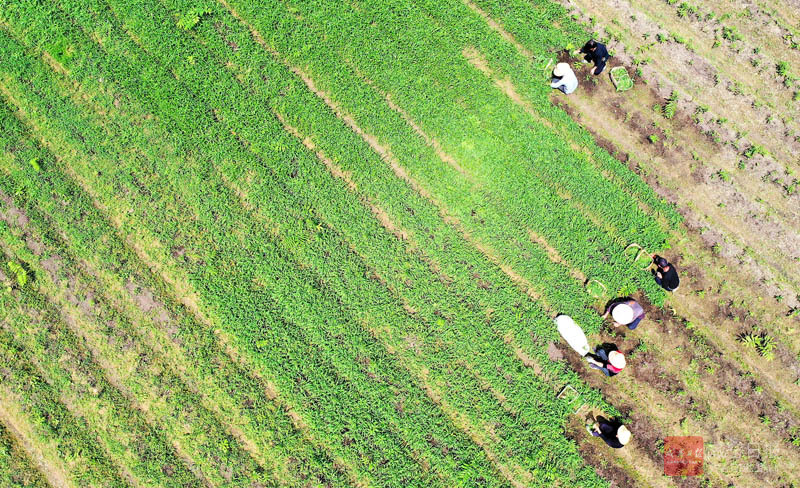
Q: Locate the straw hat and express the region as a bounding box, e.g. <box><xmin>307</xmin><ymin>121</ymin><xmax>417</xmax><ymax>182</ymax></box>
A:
<box><xmin>612</xmin><ymin>303</ymin><xmax>634</xmax><ymax>325</ymax></box>
<box><xmin>617</xmin><ymin>425</ymin><xmax>632</xmax><ymax>445</ymax></box>
<box><xmin>608</xmin><ymin>351</ymin><xmax>626</xmax><ymax>369</ymax></box>
<box><xmin>553</xmin><ymin>63</ymin><xmax>570</xmax><ymax>77</ymax></box>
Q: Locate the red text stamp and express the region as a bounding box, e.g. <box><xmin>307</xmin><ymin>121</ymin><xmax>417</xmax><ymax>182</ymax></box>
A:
<box><xmin>664</xmin><ymin>436</ymin><xmax>703</xmax><ymax>476</ymax></box>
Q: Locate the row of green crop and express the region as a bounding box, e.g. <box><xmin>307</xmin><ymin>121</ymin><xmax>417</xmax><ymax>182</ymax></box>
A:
<box><xmin>0</xmin><ymin>99</ymin><xmax>357</xmax><ymax>488</ymax></box>
<box><xmin>0</xmin><ymin>422</ymin><xmax>49</xmax><ymax>488</ymax></box>
<box><xmin>0</xmin><ymin>197</ymin><xmax>286</xmax><ymax>486</ymax></box>
<box><xmin>0</xmin><ymin>225</ymin><xmax>202</xmax><ymax>487</ymax></box>
<box><xmin>132</xmin><ymin>2</ymin><xmax>614</xmax><ymax>481</ymax></box>
<box><xmin>43</xmin><ymin>1</ymin><xmax>612</xmax><ymax>484</ymax></box>
<box><xmin>4</xmin><ymin>1</ymin><xmax>612</xmax><ymax>484</ymax></box>
<box><xmin>0</xmin><ymin>24</ymin><xmax>507</xmax><ymax>488</ymax></box>
<box><xmin>220</xmin><ymin>0</ymin><xmax>671</xmax><ymax>305</ymax></box>
<box><xmin>1</xmin><ymin>6</ymin><xmax>608</xmax><ymax>484</ymax></box>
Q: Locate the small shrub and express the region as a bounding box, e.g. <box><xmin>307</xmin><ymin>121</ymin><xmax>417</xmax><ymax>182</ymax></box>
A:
<box><xmin>649</xmin><ymin>134</ymin><xmax>660</xmax><ymax>144</ymax></box>
<box><xmin>721</xmin><ymin>25</ymin><xmax>742</xmax><ymax>42</ymax></box>
<box><xmin>777</xmin><ymin>61</ymin><xmax>790</xmax><ymax>77</ymax></box>
<box><xmin>738</xmin><ymin>330</ymin><xmax>776</xmax><ymax>360</ymax></box>
<box><xmin>743</xmin><ymin>144</ymin><xmax>769</xmax><ymax>158</ymax></box>
<box><xmin>678</xmin><ymin>2</ymin><xmax>697</xmax><ymax>18</ymax></box>
<box><xmin>663</xmin><ymin>90</ymin><xmax>679</xmax><ymax>119</ymax></box>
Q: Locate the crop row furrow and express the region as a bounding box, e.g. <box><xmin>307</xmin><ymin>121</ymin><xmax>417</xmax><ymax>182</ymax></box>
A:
<box><xmin>0</xmin><ymin>24</ymin><xmax>505</xmax><ymax>487</ymax></box>
<box><xmin>78</xmin><ymin>4</ymin><xmax>611</xmax><ymax>484</ymax></box>
<box><xmin>0</xmin><ymin>96</ymin><xmax>356</xmax><ymax>488</ymax></box>
<box><xmin>219</xmin><ymin>0</ymin><xmax>669</xmax><ymax>304</ymax></box>
<box><xmin>0</xmin><ymin>222</ymin><xmax>202</xmax><ymax>488</ymax></box>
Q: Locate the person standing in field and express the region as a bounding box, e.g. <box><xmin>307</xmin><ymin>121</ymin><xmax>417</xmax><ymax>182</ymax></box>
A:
<box><xmin>602</xmin><ymin>298</ymin><xmax>645</xmax><ymax>330</ymax></box>
<box><xmin>550</xmin><ymin>63</ymin><xmax>578</xmax><ymax>94</ymax></box>
<box><xmin>586</xmin><ymin>416</ymin><xmax>631</xmax><ymax>448</ymax></box>
<box><xmin>576</xmin><ymin>40</ymin><xmax>609</xmax><ymax>75</ymax></box>
<box><xmin>652</xmin><ymin>255</ymin><xmax>680</xmax><ymax>292</ymax></box>
<box><xmin>585</xmin><ymin>343</ymin><xmax>626</xmax><ymax>376</ymax></box>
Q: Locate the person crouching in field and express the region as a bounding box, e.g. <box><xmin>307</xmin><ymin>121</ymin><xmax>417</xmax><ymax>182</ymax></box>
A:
<box><xmin>576</xmin><ymin>39</ymin><xmax>609</xmax><ymax>75</ymax></box>
<box><xmin>586</xmin><ymin>343</ymin><xmax>626</xmax><ymax>376</ymax></box>
<box><xmin>602</xmin><ymin>298</ymin><xmax>645</xmax><ymax>330</ymax></box>
<box><xmin>587</xmin><ymin>416</ymin><xmax>631</xmax><ymax>448</ymax></box>
<box><xmin>652</xmin><ymin>255</ymin><xmax>680</xmax><ymax>292</ymax></box>
<box><xmin>550</xmin><ymin>63</ymin><xmax>578</xmax><ymax>94</ymax></box>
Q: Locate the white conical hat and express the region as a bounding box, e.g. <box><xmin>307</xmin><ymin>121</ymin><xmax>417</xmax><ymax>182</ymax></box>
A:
<box><xmin>553</xmin><ymin>63</ymin><xmax>570</xmax><ymax>77</ymax></box>
<box><xmin>608</xmin><ymin>351</ymin><xmax>626</xmax><ymax>369</ymax></box>
<box><xmin>617</xmin><ymin>425</ymin><xmax>632</xmax><ymax>445</ymax></box>
<box><xmin>612</xmin><ymin>304</ymin><xmax>634</xmax><ymax>325</ymax></box>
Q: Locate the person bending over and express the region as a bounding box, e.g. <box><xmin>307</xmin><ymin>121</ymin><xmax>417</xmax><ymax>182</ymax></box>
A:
<box><xmin>577</xmin><ymin>39</ymin><xmax>609</xmax><ymax>75</ymax></box>
<box><xmin>550</xmin><ymin>62</ymin><xmax>578</xmax><ymax>94</ymax></box>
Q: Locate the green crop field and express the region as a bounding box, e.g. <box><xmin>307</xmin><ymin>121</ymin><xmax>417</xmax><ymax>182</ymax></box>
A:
<box><xmin>5</xmin><ymin>0</ymin><xmax>797</xmax><ymax>487</ymax></box>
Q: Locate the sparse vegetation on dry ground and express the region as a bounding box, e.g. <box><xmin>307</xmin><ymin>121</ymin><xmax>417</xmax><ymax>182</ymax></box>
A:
<box><xmin>0</xmin><ymin>0</ymin><xmax>798</xmax><ymax>487</ymax></box>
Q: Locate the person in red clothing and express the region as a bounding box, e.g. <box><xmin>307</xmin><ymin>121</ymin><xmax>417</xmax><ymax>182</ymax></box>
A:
<box><xmin>586</xmin><ymin>343</ymin><xmax>626</xmax><ymax>377</ymax></box>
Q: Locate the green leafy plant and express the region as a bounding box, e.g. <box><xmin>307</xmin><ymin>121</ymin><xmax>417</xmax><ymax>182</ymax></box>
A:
<box><xmin>739</xmin><ymin>331</ymin><xmax>776</xmax><ymax>360</ymax></box>
<box><xmin>28</xmin><ymin>158</ymin><xmax>41</xmax><ymax>172</ymax></box>
<box><xmin>177</xmin><ymin>7</ymin><xmax>211</xmax><ymax>31</ymax></box>
<box><xmin>6</xmin><ymin>261</ymin><xmax>27</xmax><ymax>288</ymax></box>
<box><xmin>743</xmin><ymin>144</ymin><xmax>769</xmax><ymax>158</ymax></box>
<box><xmin>662</xmin><ymin>90</ymin><xmax>679</xmax><ymax>119</ymax></box>
<box><xmin>721</xmin><ymin>26</ymin><xmax>742</xmax><ymax>42</ymax></box>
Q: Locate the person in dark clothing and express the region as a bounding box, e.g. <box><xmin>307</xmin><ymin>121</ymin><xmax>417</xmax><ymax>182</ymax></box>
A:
<box><xmin>652</xmin><ymin>255</ymin><xmax>680</xmax><ymax>291</ymax></box>
<box><xmin>586</xmin><ymin>343</ymin><xmax>626</xmax><ymax>377</ymax></box>
<box><xmin>578</xmin><ymin>40</ymin><xmax>609</xmax><ymax>75</ymax></box>
<box><xmin>586</xmin><ymin>416</ymin><xmax>631</xmax><ymax>448</ymax></box>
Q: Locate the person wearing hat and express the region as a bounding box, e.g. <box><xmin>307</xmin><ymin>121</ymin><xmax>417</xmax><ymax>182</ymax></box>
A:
<box><xmin>586</xmin><ymin>343</ymin><xmax>626</xmax><ymax>376</ymax></box>
<box><xmin>550</xmin><ymin>63</ymin><xmax>578</xmax><ymax>94</ymax></box>
<box><xmin>652</xmin><ymin>254</ymin><xmax>680</xmax><ymax>292</ymax></box>
<box><xmin>586</xmin><ymin>416</ymin><xmax>631</xmax><ymax>448</ymax></box>
<box><xmin>602</xmin><ymin>298</ymin><xmax>645</xmax><ymax>330</ymax></box>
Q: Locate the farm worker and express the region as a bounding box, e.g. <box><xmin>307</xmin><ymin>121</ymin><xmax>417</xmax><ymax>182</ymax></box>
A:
<box><xmin>577</xmin><ymin>40</ymin><xmax>609</xmax><ymax>75</ymax></box>
<box><xmin>586</xmin><ymin>416</ymin><xmax>631</xmax><ymax>448</ymax></box>
<box><xmin>602</xmin><ymin>299</ymin><xmax>645</xmax><ymax>330</ymax></box>
<box><xmin>652</xmin><ymin>255</ymin><xmax>680</xmax><ymax>292</ymax></box>
<box><xmin>555</xmin><ymin>314</ymin><xmax>591</xmax><ymax>356</ymax></box>
<box><xmin>585</xmin><ymin>343</ymin><xmax>626</xmax><ymax>376</ymax></box>
<box><xmin>550</xmin><ymin>63</ymin><xmax>578</xmax><ymax>94</ymax></box>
